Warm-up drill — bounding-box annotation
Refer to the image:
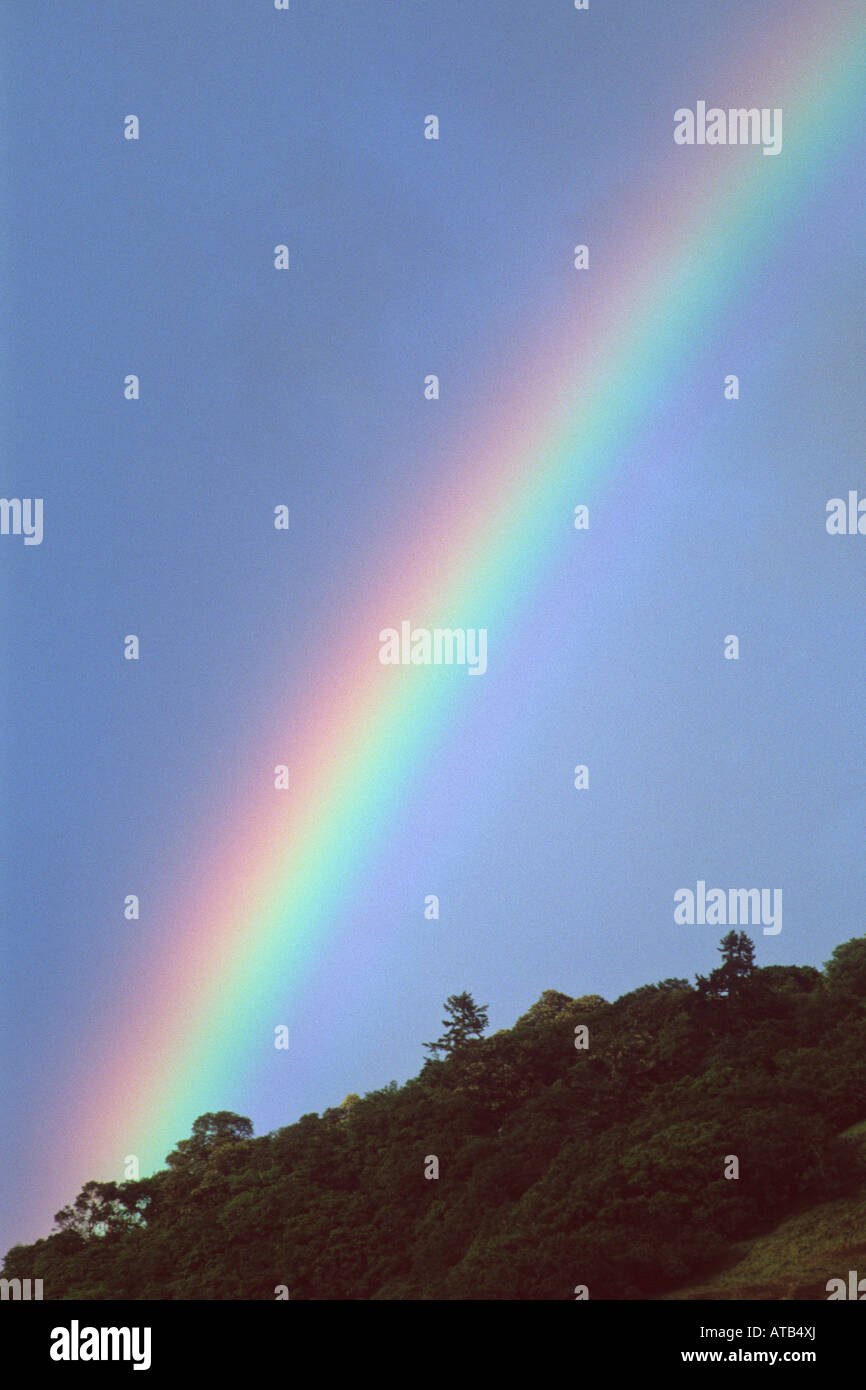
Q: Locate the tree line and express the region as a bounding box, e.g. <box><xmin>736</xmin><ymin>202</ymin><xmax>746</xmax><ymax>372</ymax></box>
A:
<box><xmin>4</xmin><ymin>932</ymin><xmax>866</xmax><ymax>1299</ymax></box>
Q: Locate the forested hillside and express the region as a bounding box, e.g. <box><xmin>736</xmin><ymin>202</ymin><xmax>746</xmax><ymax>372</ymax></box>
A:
<box><xmin>5</xmin><ymin>932</ymin><xmax>866</xmax><ymax>1300</ymax></box>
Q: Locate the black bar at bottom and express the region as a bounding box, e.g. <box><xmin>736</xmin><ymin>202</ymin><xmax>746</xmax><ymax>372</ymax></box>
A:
<box><xmin>4</xmin><ymin>1298</ymin><xmax>857</xmax><ymax>1376</ymax></box>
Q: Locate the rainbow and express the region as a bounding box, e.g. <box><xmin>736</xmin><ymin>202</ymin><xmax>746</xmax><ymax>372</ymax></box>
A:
<box><xmin>45</xmin><ymin>2</ymin><xmax>865</xmax><ymax>1230</ymax></box>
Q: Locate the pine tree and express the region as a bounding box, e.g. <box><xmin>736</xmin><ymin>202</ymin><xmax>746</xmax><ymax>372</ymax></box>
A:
<box><xmin>423</xmin><ymin>991</ymin><xmax>490</xmax><ymax>1055</ymax></box>
<box><xmin>696</xmin><ymin>931</ymin><xmax>757</xmax><ymax>1001</ymax></box>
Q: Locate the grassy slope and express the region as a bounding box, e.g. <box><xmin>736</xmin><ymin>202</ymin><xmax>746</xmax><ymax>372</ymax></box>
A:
<box><xmin>665</xmin><ymin>1123</ymin><xmax>866</xmax><ymax>1300</ymax></box>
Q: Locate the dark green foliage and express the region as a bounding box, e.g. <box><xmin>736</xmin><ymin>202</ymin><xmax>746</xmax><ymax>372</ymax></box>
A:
<box><xmin>423</xmin><ymin>991</ymin><xmax>490</xmax><ymax>1056</ymax></box>
<box><xmin>824</xmin><ymin>936</ymin><xmax>866</xmax><ymax>1000</ymax></box>
<box><xmin>696</xmin><ymin>930</ymin><xmax>756</xmax><ymax>1001</ymax></box>
<box><xmin>7</xmin><ymin>938</ymin><xmax>866</xmax><ymax>1300</ymax></box>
